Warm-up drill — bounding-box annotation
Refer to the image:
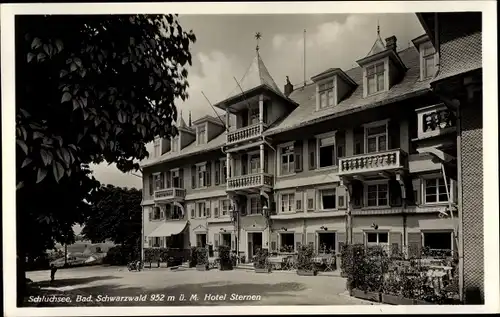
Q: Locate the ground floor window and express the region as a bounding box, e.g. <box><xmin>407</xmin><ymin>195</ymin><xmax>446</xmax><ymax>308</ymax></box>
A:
<box><xmin>280</xmin><ymin>233</ymin><xmax>295</xmax><ymax>253</ymax></box>
<box><xmin>366</xmin><ymin>183</ymin><xmax>388</xmax><ymax>207</ymax></box>
<box><xmin>366</xmin><ymin>232</ymin><xmax>388</xmax><ymax>246</ymax></box>
<box><xmin>318</xmin><ymin>232</ymin><xmax>336</xmax><ymax>254</ymax></box>
<box><xmin>422</xmin><ymin>231</ymin><xmax>452</xmax><ymax>256</ymax></box>
<box><xmin>196</xmin><ymin>233</ymin><xmax>207</xmax><ymax>247</ymax></box>
<box><xmin>220</xmin><ymin>233</ymin><xmax>231</xmax><ymax>247</ymax></box>
<box><xmin>150</xmin><ymin>237</ymin><xmax>163</xmax><ymax>248</ymax></box>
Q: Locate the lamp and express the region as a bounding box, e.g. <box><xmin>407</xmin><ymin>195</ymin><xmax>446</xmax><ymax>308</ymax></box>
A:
<box><xmin>220</xmin><ymin>228</ymin><xmax>226</xmax><ymax>232</ymax></box>
<box><xmin>320</xmin><ymin>226</ymin><xmax>328</xmax><ymax>231</ymax></box>
<box><xmin>371</xmin><ymin>223</ymin><xmax>379</xmax><ymax>230</ymax></box>
<box><xmin>281</xmin><ymin>227</ymin><xmax>287</xmax><ymax>232</ymax></box>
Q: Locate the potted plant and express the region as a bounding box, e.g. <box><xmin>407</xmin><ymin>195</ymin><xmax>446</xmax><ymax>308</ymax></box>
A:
<box><xmin>254</xmin><ymin>248</ymin><xmax>271</xmax><ymax>273</ymax></box>
<box><xmin>218</xmin><ymin>245</ymin><xmax>233</xmax><ymax>271</ymax></box>
<box><xmin>189</xmin><ymin>247</ymin><xmax>197</xmax><ymax>268</ymax></box>
<box><xmin>195</xmin><ymin>247</ymin><xmax>209</xmax><ymax>271</ymax></box>
<box><xmin>296</xmin><ymin>244</ymin><xmax>318</xmax><ymax>276</ymax></box>
<box><xmin>343</xmin><ymin>244</ymin><xmax>382</xmax><ymax>302</ymax></box>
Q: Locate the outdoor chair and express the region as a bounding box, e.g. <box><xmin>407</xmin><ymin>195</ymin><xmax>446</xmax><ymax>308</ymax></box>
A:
<box><xmin>324</xmin><ymin>256</ymin><xmax>335</xmax><ymax>272</ymax></box>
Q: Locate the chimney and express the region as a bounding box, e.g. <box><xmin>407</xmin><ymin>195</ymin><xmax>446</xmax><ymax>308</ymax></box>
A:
<box><xmin>385</xmin><ymin>36</ymin><xmax>397</xmax><ymax>51</ymax></box>
<box><xmin>284</xmin><ymin>76</ymin><xmax>293</xmax><ymax>97</ymax></box>
<box><xmin>188</xmin><ymin>111</ymin><xmax>192</xmax><ymax>127</ymax></box>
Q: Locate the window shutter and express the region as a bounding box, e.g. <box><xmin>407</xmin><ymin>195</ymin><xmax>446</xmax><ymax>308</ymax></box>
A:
<box><xmin>241</xmin><ymin>154</ymin><xmax>248</xmax><ymax>175</ymax></box>
<box><xmin>296</xmin><ymin>198</ymin><xmax>302</xmax><ymax>211</ymax></box>
<box><xmin>407</xmin><ymin>232</ymin><xmax>422</xmax><ymax>258</ymax></box>
<box><xmin>412</xmin><ymin>178</ymin><xmax>421</xmax><ymax>205</ymax></box>
<box><xmin>166</xmin><ymin>171</ymin><xmax>172</xmax><ymax>188</ymax></box>
<box><xmin>191</xmin><ymin>165</ymin><xmax>196</xmax><ymax>189</ymax></box>
<box><xmin>270</xmin><ymin>233</ymin><xmax>279</xmax><ymax>252</ymax></box>
<box><xmin>308</xmin><ymin>138</ymin><xmax>316</xmax><ymax>170</ymax></box>
<box><xmin>206</xmin><ymin>207</ymin><xmax>211</xmax><ymax>218</ymax></box>
<box><xmin>294</xmin><ymin>140</ymin><xmax>303</xmax><ymax>172</ymax></box>
<box><xmin>214</xmin><ymin>207</ymin><xmax>219</xmax><ymax>218</ymax></box>
<box><xmin>149</xmin><ymin>175</ymin><xmax>154</xmax><ymax>197</ymax></box>
<box><xmin>214</xmin><ymin>233</ymin><xmax>219</xmax><ymax>248</ymax></box>
<box><xmin>179</xmin><ymin>168</ymin><xmax>184</xmax><ymax>188</ymax></box>
<box><xmin>353</xmin><ymin>232</ymin><xmax>364</xmax><ymax>245</ymax></box>
<box><xmin>336</xmin><ymin>232</ymin><xmax>346</xmax><ymax>253</ymax></box>
<box><xmin>353</xmin><ymin>127</ymin><xmax>364</xmax><ymax>155</ymax></box>
<box><xmin>191</xmin><ymin>208</ymin><xmax>195</xmax><ymax>219</ymax></box>
<box><xmin>206</xmin><ymin>162</ymin><xmax>212</xmax><ymax>186</ymax></box>
<box><xmin>352</xmin><ymin>181</ymin><xmax>364</xmax><ymax>208</ymax></box>
<box><xmin>294</xmin><ymin>233</ymin><xmax>303</xmax><ymax>251</ymax></box>
<box><xmin>159</xmin><ymin>172</ymin><xmax>165</xmax><ymax>189</ymax></box>
<box><xmin>389</xmin><ymin>179</ymin><xmax>402</xmax><ymax>207</ymax></box>
<box><xmin>306</xmin><ymin>232</ymin><xmax>315</xmax><ymax>250</ymax></box>
<box><xmin>148</xmin><ymin>237</ymin><xmax>153</xmax><ymax>247</ymax></box>
<box><xmin>215</xmin><ymin>161</ymin><xmax>220</xmax><ymax>185</ymax></box>
<box><xmin>389</xmin><ymin>232</ymin><xmax>402</xmax><ymax>256</ymax></box>
<box><xmin>388</xmin><ymin>120</ymin><xmax>400</xmax><ymax>149</ymax></box>
<box><xmin>149</xmin><ymin>208</ymin><xmax>153</xmax><ymax>221</ymax></box>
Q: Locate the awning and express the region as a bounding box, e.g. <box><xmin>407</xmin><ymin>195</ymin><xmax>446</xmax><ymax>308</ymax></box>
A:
<box><xmin>148</xmin><ymin>221</ymin><xmax>187</xmax><ymax>238</ymax></box>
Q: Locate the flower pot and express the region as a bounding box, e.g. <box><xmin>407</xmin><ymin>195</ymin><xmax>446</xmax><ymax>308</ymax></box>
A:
<box><xmin>255</xmin><ymin>267</ymin><xmax>272</xmax><ymax>273</ymax></box>
<box><xmin>351</xmin><ymin>288</ymin><xmax>381</xmax><ymax>302</ymax></box>
<box><xmin>381</xmin><ymin>293</ymin><xmax>415</xmax><ymax>305</ymax></box>
<box><xmin>413</xmin><ymin>299</ymin><xmax>433</xmax><ymax>305</ymax></box>
<box><xmin>196</xmin><ymin>264</ymin><xmax>209</xmax><ymax>271</ymax></box>
<box><xmin>220</xmin><ymin>264</ymin><xmax>233</xmax><ymax>271</ymax></box>
<box><xmin>297</xmin><ymin>270</ymin><xmax>318</xmax><ymax>276</ymax></box>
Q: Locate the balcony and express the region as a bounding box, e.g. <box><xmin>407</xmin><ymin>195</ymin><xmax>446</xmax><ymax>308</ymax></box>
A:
<box><xmin>338</xmin><ymin>149</ymin><xmax>407</xmax><ymax>177</ymax></box>
<box><xmin>416</xmin><ymin>104</ymin><xmax>456</xmax><ymax>140</ymax></box>
<box><xmin>227</xmin><ymin>122</ymin><xmax>266</xmax><ymax>145</ymax></box>
<box><xmin>227</xmin><ymin>173</ymin><xmax>274</xmax><ymax>192</ymax></box>
<box><xmin>154</xmin><ymin>187</ymin><xmax>186</xmax><ymax>203</ymax></box>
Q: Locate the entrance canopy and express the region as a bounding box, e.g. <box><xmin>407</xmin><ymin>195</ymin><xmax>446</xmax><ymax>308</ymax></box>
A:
<box><xmin>148</xmin><ymin>221</ymin><xmax>187</xmax><ymax>238</ymax></box>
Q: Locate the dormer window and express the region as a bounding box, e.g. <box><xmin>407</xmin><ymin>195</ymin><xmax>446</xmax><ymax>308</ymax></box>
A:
<box><xmin>366</xmin><ymin>62</ymin><xmax>385</xmax><ymax>95</ymax></box>
<box><xmin>197</xmin><ymin>125</ymin><xmax>206</xmax><ymax>145</ymax></box>
<box><xmin>171</xmin><ymin>137</ymin><xmax>179</xmax><ymax>152</ymax></box>
<box><xmin>422</xmin><ymin>44</ymin><xmax>436</xmax><ymax>79</ymax></box>
<box><xmin>249</xmin><ymin>106</ymin><xmax>259</xmax><ymax>125</ymax></box>
<box><xmin>153</xmin><ymin>138</ymin><xmax>161</xmax><ymax>157</ymax></box>
<box><xmin>318</xmin><ymin>80</ymin><xmax>335</xmax><ymax>109</ymax></box>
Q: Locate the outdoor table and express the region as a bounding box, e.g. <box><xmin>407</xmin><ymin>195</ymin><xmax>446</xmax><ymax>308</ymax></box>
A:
<box><xmin>208</xmin><ymin>257</ymin><xmax>219</xmax><ymax>269</ymax></box>
<box><xmin>426</xmin><ymin>269</ymin><xmax>447</xmax><ymax>294</ymax></box>
<box><xmin>268</xmin><ymin>256</ymin><xmax>286</xmax><ymax>270</ymax></box>
<box><xmin>429</xmin><ymin>265</ymin><xmax>453</xmax><ymax>279</ymax></box>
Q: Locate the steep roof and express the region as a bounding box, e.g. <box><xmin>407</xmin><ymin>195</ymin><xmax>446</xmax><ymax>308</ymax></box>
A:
<box><xmin>219</xmin><ymin>52</ymin><xmax>284</xmax><ymax>104</ymax></box>
<box><xmin>264</xmin><ymin>46</ymin><xmax>431</xmax><ymax>136</ymax></box>
<box><xmin>366</xmin><ymin>34</ymin><xmax>387</xmax><ymax>57</ymax></box>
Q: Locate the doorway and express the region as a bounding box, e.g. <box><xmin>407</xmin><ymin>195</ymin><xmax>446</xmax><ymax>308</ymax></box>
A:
<box><xmin>248</xmin><ymin>232</ymin><xmax>263</xmax><ymax>261</ymax></box>
<box><xmin>196</xmin><ymin>233</ymin><xmax>207</xmax><ymax>247</ymax></box>
<box><xmin>317</xmin><ymin>232</ymin><xmax>336</xmax><ymax>254</ymax></box>
<box><xmin>220</xmin><ymin>233</ymin><xmax>232</xmax><ymax>247</ymax></box>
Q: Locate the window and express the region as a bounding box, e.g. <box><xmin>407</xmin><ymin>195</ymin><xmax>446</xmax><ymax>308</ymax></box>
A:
<box><xmin>249</xmin><ymin>107</ymin><xmax>259</xmax><ymax>125</ymax></box>
<box><xmin>422</xmin><ymin>45</ymin><xmax>436</xmax><ymax>79</ymax></box>
<box><xmin>366</xmin><ymin>62</ymin><xmax>385</xmax><ymax>95</ymax></box>
<box><xmin>318</xmin><ymin>80</ymin><xmax>335</xmax><ymax>109</ymax></box>
<box><xmin>152</xmin><ymin>206</ymin><xmax>161</xmax><ymax>220</ymax></box>
<box><xmin>367</xmin><ymin>183</ymin><xmax>388</xmax><ymax>207</ymax></box>
<box><xmin>280</xmin><ymin>194</ymin><xmax>295</xmax><ymax>213</ymax></box>
<box><xmin>366</xmin><ymin>124</ymin><xmax>387</xmax><ymax>153</ymax></box>
<box><xmin>280</xmin><ymin>233</ymin><xmax>295</xmax><ymax>253</ymax></box>
<box><xmin>171</xmin><ymin>137</ymin><xmax>179</xmax><ymax>152</ymax></box>
<box><xmin>169</xmin><ymin>205</ymin><xmax>183</xmax><ymax>220</ymax></box>
<box><xmin>197</xmin><ymin>126</ymin><xmax>206</xmax><ymax>144</ymax></box>
<box><xmin>196</xmin><ymin>234</ymin><xmax>207</xmax><ymax>247</ymax></box>
<box><xmin>152</xmin><ymin>237</ymin><xmax>162</xmax><ymax>248</ymax></box>
<box><xmin>154</xmin><ymin>173</ymin><xmax>164</xmax><ymax>190</ymax></box>
<box><xmin>171</xmin><ymin>170</ymin><xmax>180</xmax><ymax>188</ymax></box>
<box><xmin>423</xmin><ymin>231</ymin><xmax>452</xmax><ymax>253</ymax></box>
<box><xmin>196</xmin><ymin>202</ymin><xmax>206</xmax><ymax>218</ymax></box>
<box><xmin>281</xmin><ymin>145</ymin><xmax>295</xmax><ymax>175</ymax></box>
<box><xmin>249</xmin><ymin>197</ymin><xmax>261</xmax><ymax>215</ymax></box>
<box><xmin>154</xmin><ymin>139</ymin><xmax>161</xmax><ymax>157</ymax></box>
<box><xmin>318</xmin><ymin>135</ymin><xmax>336</xmax><ymax>168</ymax></box>
<box><xmin>366</xmin><ymin>232</ymin><xmax>389</xmax><ymax>246</ymax></box>
<box><xmin>424</xmin><ymin>177</ymin><xmax>450</xmax><ymax>203</ymax></box>
<box><xmin>220</xmin><ymin>199</ymin><xmax>230</xmax><ymax>216</ymax></box>
<box><xmin>318</xmin><ymin>232</ymin><xmax>336</xmax><ymax>254</ymax></box>
<box><xmin>249</xmin><ymin>155</ymin><xmax>260</xmax><ymax>174</ymax></box>
<box><xmin>221</xmin><ymin>160</ymin><xmax>227</xmax><ymax>184</ymax></box>
<box><xmin>197</xmin><ymin>165</ymin><xmax>207</xmax><ymax>187</ymax></box>
<box><xmin>320</xmin><ymin>189</ymin><xmax>336</xmax><ymax>210</ymax></box>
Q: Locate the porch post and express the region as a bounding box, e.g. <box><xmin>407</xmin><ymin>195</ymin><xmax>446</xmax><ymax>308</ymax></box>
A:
<box><xmin>226</xmin><ymin>152</ymin><xmax>231</xmax><ymax>179</ymax></box>
<box><xmin>259</xmin><ymin>144</ymin><xmax>265</xmax><ymax>175</ymax></box>
<box><xmin>259</xmin><ymin>94</ymin><xmax>264</xmax><ymax>124</ymax></box>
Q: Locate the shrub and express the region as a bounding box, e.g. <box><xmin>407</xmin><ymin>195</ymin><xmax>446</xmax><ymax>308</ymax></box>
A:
<box><xmin>189</xmin><ymin>247</ymin><xmax>198</xmax><ymax>267</ymax></box>
<box><xmin>196</xmin><ymin>247</ymin><xmax>208</xmax><ymax>265</ymax></box>
<box><xmin>253</xmin><ymin>248</ymin><xmax>269</xmax><ymax>269</ymax></box>
<box><xmin>296</xmin><ymin>244</ymin><xmax>315</xmax><ymax>272</ymax></box>
<box><xmin>104</xmin><ymin>245</ymin><xmax>138</xmax><ymax>266</ymax></box>
<box><xmin>218</xmin><ymin>245</ymin><xmax>233</xmax><ymax>270</ymax></box>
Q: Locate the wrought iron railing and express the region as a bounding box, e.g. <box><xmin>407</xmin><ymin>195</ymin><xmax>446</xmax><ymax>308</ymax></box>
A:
<box><xmin>227</xmin><ymin>173</ymin><xmax>274</xmax><ymax>191</ymax></box>
<box><xmin>338</xmin><ymin>149</ymin><xmax>406</xmax><ymax>175</ymax></box>
<box><xmin>227</xmin><ymin>122</ymin><xmax>266</xmax><ymax>144</ymax></box>
<box><xmin>154</xmin><ymin>187</ymin><xmax>186</xmax><ymax>201</ymax></box>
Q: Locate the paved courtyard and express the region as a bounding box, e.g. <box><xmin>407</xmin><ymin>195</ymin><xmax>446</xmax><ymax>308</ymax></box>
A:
<box><xmin>25</xmin><ymin>265</ymin><xmax>377</xmax><ymax>306</ymax></box>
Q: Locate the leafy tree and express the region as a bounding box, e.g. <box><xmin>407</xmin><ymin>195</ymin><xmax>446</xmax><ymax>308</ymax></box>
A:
<box><xmin>15</xmin><ymin>14</ymin><xmax>195</xmax><ymax>305</ymax></box>
<box><xmin>82</xmin><ymin>185</ymin><xmax>142</xmax><ymax>247</ymax></box>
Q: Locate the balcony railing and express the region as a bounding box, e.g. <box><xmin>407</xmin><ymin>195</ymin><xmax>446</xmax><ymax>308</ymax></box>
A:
<box><xmin>417</xmin><ymin>104</ymin><xmax>456</xmax><ymax>139</ymax></box>
<box><xmin>154</xmin><ymin>187</ymin><xmax>186</xmax><ymax>202</ymax></box>
<box><xmin>338</xmin><ymin>149</ymin><xmax>406</xmax><ymax>175</ymax></box>
<box><xmin>227</xmin><ymin>122</ymin><xmax>266</xmax><ymax>145</ymax></box>
<box><xmin>227</xmin><ymin>173</ymin><xmax>274</xmax><ymax>191</ymax></box>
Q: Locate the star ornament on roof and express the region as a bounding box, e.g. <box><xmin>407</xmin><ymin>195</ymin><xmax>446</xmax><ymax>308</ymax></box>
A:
<box><xmin>255</xmin><ymin>32</ymin><xmax>262</xmax><ymax>52</ymax></box>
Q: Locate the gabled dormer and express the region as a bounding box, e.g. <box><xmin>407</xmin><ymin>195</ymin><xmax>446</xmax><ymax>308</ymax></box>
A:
<box><xmin>310</xmin><ymin>68</ymin><xmax>357</xmax><ymax>111</ymax></box>
<box><xmin>174</xmin><ymin>112</ymin><xmax>195</xmax><ymax>151</ymax></box>
<box><xmin>412</xmin><ymin>34</ymin><xmax>438</xmax><ymax>81</ymax></box>
<box><xmin>153</xmin><ymin>137</ymin><xmax>171</xmax><ymax>158</ymax></box>
<box><xmin>356</xmin><ymin>32</ymin><xmax>407</xmax><ymax>98</ymax></box>
<box><xmin>192</xmin><ymin>115</ymin><xmax>226</xmax><ymax>145</ymax></box>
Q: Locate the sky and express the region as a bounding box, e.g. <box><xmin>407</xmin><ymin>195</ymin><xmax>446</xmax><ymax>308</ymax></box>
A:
<box><xmin>90</xmin><ymin>13</ymin><xmax>425</xmax><ymax>189</ymax></box>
